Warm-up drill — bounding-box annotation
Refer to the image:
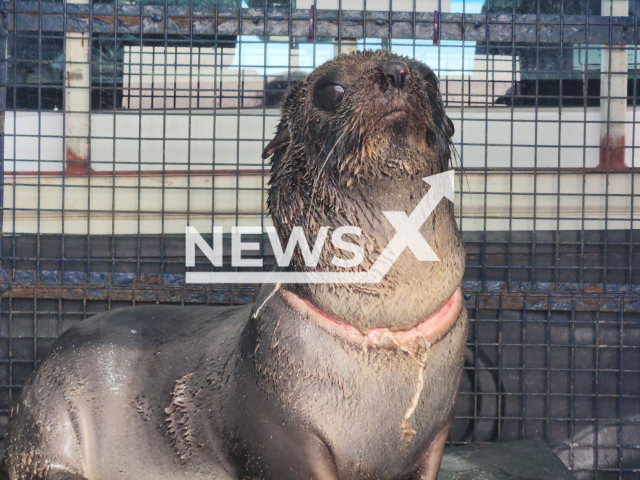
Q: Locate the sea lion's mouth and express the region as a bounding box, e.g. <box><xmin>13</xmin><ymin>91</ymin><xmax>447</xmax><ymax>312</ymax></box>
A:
<box><xmin>281</xmin><ymin>287</ymin><xmax>463</xmax><ymax>350</ymax></box>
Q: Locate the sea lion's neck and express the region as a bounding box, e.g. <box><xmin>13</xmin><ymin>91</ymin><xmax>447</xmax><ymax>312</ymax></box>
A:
<box><xmin>284</xmin><ymin>172</ymin><xmax>465</xmax><ymax>332</ymax></box>
<box><xmin>231</xmin><ymin>282</ymin><xmax>468</xmax><ymax>471</ymax></box>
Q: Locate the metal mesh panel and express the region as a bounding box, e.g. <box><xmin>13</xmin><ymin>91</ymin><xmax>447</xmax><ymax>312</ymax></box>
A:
<box><xmin>1</xmin><ymin>1</ymin><xmax>639</xmax><ymax>478</ymax></box>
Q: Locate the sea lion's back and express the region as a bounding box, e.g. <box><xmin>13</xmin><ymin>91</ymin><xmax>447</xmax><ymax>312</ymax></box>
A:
<box><xmin>2</xmin><ymin>304</ymin><xmax>250</xmax><ymax>480</ymax></box>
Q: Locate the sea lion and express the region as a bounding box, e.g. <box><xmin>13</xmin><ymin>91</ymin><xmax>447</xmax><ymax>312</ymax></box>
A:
<box><xmin>2</xmin><ymin>49</ymin><xmax>466</xmax><ymax>480</ymax></box>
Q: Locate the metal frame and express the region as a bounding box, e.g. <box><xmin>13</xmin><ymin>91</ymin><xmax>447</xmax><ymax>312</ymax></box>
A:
<box><xmin>0</xmin><ymin>1</ymin><xmax>639</xmax><ymax>478</ymax></box>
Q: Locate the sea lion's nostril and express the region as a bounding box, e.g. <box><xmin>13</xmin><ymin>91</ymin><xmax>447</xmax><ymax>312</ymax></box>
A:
<box><xmin>384</xmin><ymin>61</ymin><xmax>408</xmax><ymax>88</ymax></box>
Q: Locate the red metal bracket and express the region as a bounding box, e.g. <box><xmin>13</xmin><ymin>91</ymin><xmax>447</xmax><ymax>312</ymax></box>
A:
<box><xmin>308</xmin><ymin>4</ymin><xmax>315</xmax><ymax>42</ymax></box>
<box><xmin>597</xmin><ymin>135</ymin><xmax>629</xmax><ymax>170</ymax></box>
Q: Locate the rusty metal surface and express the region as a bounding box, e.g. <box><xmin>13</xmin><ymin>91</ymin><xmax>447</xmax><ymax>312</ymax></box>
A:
<box><xmin>7</xmin><ymin>4</ymin><xmax>640</xmax><ymax>45</ymax></box>
<box><xmin>2</xmin><ymin>283</ymin><xmax>258</xmax><ymax>305</ymax></box>
<box><xmin>2</xmin><ymin>271</ymin><xmax>639</xmax><ymax>314</ymax></box>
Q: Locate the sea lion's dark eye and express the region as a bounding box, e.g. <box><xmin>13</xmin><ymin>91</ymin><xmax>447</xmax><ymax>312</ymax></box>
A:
<box><xmin>315</xmin><ymin>83</ymin><xmax>346</xmax><ymax>111</ymax></box>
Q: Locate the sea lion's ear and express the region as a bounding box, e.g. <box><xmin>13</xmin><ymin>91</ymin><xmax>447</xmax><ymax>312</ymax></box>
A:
<box><xmin>446</xmin><ymin>116</ymin><xmax>455</xmax><ymax>137</ymax></box>
<box><xmin>262</xmin><ymin>129</ymin><xmax>291</xmax><ymax>159</ymax></box>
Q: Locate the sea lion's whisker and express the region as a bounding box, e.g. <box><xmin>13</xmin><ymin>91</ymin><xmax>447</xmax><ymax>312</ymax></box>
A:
<box><xmin>307</xmin><ymin>129</ymin><xmax>348</xmax><ymax>228</ymax></box>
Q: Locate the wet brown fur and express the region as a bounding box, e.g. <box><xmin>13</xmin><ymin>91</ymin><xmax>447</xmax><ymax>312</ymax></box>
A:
<box><xmin>266</xmin><ymin>50</ymin><xmax>462</xmax><ymax>331</ymax></box>
<box><xmin>268</xmin><ymin>50</ymin><xmax>454</xmax><ymax>250</ymax></box>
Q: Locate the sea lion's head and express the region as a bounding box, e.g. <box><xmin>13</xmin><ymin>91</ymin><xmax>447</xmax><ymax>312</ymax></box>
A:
<box><xmin>263</xmin><ymin>50</ymin><xmax>464</xmax><ymax>333</ymax></box>
<box><xmin>265</xmin><ymin>49</ymin><xmax>454</xmax><ymax>234</ymax></box>
<box><xmin>264</xmin><ymin>48</ymin><xmax>454</xmax><ymax>174</ymax></box>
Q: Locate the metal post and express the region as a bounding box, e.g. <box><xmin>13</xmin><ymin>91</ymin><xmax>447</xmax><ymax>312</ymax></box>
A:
<box><xmin>0</xmin><ymin>0</ymin><xmax>6</xmax><ymax>237</ymax></box>
<box><xmin>599</xmin><ymin>0</ymin><xmax>629</xmax><ymax>170</ymax></box>
<box><xmin>64</xmin><ymin>0</ymin><xmax>91</xmax><ymax>175</ymax></box>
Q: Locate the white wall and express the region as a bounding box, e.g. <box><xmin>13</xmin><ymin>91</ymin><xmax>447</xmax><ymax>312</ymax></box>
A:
<box><xmin>3</xmin><ymin>108</ymin><xmax>639</xmax><ymax>234</ymax></box>
<box><xmin>4</xmin><ymin>172</ymin><xmax>639</xmax><ymax>234</ymax></box>
<box><xmin>5</xmin><ymin>108</ymin><xmax>640</xmax><ymax>172</ymax></box>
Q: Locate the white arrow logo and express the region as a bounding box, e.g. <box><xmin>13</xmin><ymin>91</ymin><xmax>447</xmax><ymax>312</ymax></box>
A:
<box><xmin>186</xmin><ymin>170</ymin><xmax>455</xmax><ymax>284</ymax></box>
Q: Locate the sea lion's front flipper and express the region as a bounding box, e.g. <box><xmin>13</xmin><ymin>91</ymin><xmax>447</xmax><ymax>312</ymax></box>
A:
<box><xmin>411</xmin><ymin>421</ymin><xmax>450</xmax><ymax>480</ymax></box>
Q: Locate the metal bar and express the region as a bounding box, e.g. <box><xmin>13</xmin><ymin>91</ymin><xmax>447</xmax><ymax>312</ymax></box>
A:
<box><xmin>2</xmin><ymin>282</ymin><xmax>640</xmax><ymax>312</ymax></box>
<box><xmin>599</xmin><ymin>0</ymin><xmax>630</xmax><ymax>170</ymax></box>
<box><xmin>0</xmin><ymin>0</ymin><xmax>6</xmax><ymax>240</ymax></box>
<box><xmin>63</xmin><ymin>0</ymin><xmax>90</xmax><ymax>175</ymax></box>
<box><xmin>7</xmin><ymin>6</ymin><xmax>640</xmax><ymax>45</ymax></box>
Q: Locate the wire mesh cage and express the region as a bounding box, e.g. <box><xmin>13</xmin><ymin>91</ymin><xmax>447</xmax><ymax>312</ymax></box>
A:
<box><xmin>0</xmin><ymin>0</ymin><xmax>639</xmax><ymax>479</ymax></box>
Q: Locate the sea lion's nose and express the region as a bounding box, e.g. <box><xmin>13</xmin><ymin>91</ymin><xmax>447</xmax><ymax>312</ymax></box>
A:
<box><xmin>384</xmin><ymin>61</ymin><xmax>408</xmax><ymax>88</ymax></box>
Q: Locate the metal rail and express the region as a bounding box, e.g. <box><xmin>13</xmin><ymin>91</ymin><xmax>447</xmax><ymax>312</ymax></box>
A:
<box><xmin>8</xmin><ymin>4</ymin><xmax>640</xmax><ymax>45</ymax></box>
